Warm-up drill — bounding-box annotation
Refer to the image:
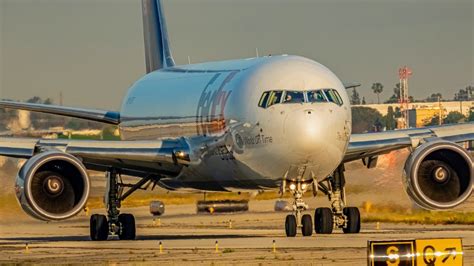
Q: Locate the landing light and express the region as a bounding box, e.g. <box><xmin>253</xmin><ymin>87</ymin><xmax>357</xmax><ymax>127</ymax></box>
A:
<box><xmin>301</xmin><ymin>183</ymin><xmax>307</xmax><ymax>190</ymax></box>
<box><xmin>175</xmin><ymin>151</ymin><xmax>186</xmax><ymax>158</ymax></box>
<box><xmin>289</xmin><ymin>184</ymin><xmax>296</xmax><ymax>191</ymax></box>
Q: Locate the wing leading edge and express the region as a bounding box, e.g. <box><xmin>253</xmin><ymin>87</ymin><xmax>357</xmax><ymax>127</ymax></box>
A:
<box><xmin>344</xmin><ymin>122</ymin><xmax>474</xmax><ymax>162</ymax></box>
<box><xmin>0</xmin><ymin>137</ymin><xmax>191</xmax><ymax>177</ymax></box>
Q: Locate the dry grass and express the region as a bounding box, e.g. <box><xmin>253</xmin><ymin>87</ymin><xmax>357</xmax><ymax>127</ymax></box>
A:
<box><xmin>360</xmin><ymin>201</ymin><xmax>474</xmax><ymax>225</ymax></box>
<box><xmin>85</xmin><ymin>191</ymin><xmax>289</xmax><ymax>209</ymax></box>
<box><xmin>3</xmin><ymin>192</ymin><xmax>474</xmax><ymax>225</ymax></box>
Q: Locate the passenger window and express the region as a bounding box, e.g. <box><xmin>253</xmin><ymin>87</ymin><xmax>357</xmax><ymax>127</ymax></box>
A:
<box><xmin>267</xmin><ymin>91</ymin><xmax>283</xmax><ymax>107</ymax></box>
<box><xmin>308</xmin><ymin>90</ymin><xmax>326</xmax><ymax>103</ymax></box>
<box><xmin>258</xmin><ymin>91</ymin><xmax>270</xmax><ymax>108</ymax></box>
<box><xmin>283</xmin><ymin>91</ymin><xmax>305</xmax><ymax>104</ymax></box>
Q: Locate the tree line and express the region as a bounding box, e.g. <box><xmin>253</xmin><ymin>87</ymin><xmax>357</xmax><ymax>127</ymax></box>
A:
<box><xmin>352</xmin><ymin>106</ymin><xmax>474</xmax><ymax>133</ymax></box>
<box><xmin>350</xmin><ymin>84</ymin><xmax>473</xmax><ymax>105</ymax></box>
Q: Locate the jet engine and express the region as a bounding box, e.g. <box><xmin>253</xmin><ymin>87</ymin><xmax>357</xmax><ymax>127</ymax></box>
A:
<box><xmin>14</xmin><ymin>151</ymin><xmax>90</xmax><ymax>221</ymax></box>
<box><xmin>403</xmin><ymin>140</ymin><xmax>473</xmax><ymax>210</ymax></box>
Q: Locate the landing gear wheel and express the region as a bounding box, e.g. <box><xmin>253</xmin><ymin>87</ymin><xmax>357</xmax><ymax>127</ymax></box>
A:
<box><xmin>90</xmin><ymin>214</ymin><xmax>108</xmax><ymax>241</ymax></box>
<box><xmin>343</xmin><ymin>207</ymin><xmax>360</xmax><ymax>233</ymax></box>
<box><xmin>285</xmin><ymin>214</ymin><xmax>297</xmax><ymax>237</ymax></box>
<box><xmin>118</xmin><ymin>213</ymin><xmax>136</xmax><ymax>240</ymax></box>
<box><xmin>314</xmin><ymin>208</ymin><xmax>333</xmax><ymax>234</ymax></box>
<box><xmin>301</xmin><ymin>214</ymin><xmax>313</xmax><ymax>236</ymax></box>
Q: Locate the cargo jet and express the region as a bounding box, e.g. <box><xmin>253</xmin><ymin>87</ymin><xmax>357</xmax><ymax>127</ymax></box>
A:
<box><xmin>0</xmin><ymin>0</ymin><xmax>472</xmax><ymax>240</ymax></box>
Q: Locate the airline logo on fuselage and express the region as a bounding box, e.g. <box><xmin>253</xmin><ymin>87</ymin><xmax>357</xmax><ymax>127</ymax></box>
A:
<box><xmin>196</xmin><ymin>71</ymin><xmax>238</xmax><ymax>136</ymax></box>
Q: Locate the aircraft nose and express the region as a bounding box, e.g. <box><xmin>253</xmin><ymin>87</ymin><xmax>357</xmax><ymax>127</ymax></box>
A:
<box><xmin>283</xmin><ymin>107</ymin><xmax>330</xmax><ymax>157</ymax></box>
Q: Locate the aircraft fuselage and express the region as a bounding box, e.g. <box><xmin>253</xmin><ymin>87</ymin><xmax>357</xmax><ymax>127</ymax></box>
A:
<box><xmin>119</xmin><ymin>55</ymin><xmax>351</xmax><ymax>192</ymax></box>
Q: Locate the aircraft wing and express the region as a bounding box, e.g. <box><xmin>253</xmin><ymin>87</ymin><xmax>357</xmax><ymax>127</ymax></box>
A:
<box><xmin>344</xmin><ymin>122</ymin><xmax>474</xmax><ymax>163</ymax></box>
<box><xmin>0</xmin><ymin>130</ymin><xmax>14</xmax><ymax>137</ymax></box>
<box><xmin>343</xmin><ymin>82</ymin><xmax>361</xmax><ymax>90</ymax></box>
<box><xmin>0</xmin><ymin>100</ymin><xmax>120</xmax><ymax>124</ymax></box>
<box><xmin>0</xmin><ymin>137</ymin><xmax>191</xmax><ymax>177</ymax></box>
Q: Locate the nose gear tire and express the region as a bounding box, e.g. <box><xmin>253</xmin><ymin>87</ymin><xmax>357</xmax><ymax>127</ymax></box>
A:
<box><xmin>285</xmin><ymin>214</ymin><xmax>297</xmax><ymax>237</ymax></box>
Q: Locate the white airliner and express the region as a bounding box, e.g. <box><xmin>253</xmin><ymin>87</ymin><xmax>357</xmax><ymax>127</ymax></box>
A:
<box><xmin>0</xmin><ymin>0</ymin><xmax>472</xmax><ymax>240</ymax></box>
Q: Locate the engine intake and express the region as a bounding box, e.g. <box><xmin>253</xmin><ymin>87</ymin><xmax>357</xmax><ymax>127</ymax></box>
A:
<box><xmin>15</xmin><ymin>151</ymin><xmax>90</xmax><ymax>221</ymax></box>
<box><xmin>403</xmin><ymin>140</ymin><xmax>473</xmax><ymax>210</ymax></box>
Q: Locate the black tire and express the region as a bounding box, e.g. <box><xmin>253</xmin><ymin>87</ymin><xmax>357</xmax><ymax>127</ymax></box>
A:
<box><xmin>343</xmin><ymin>207</ymin><xmax>360</xmax><ymax>233</ymax></box>
<box><xmin>301</xmin><ymin>214</ymin><xmax>313</xmax><ymax>237</ymax></box>
<box><xmin>118</xmin><ymin>213</ymin><xmax>136</xmax><ymax>240</ymax></box>
<box><xmin>285</xmin><ymin>214</ymin><xmax>297</xmax><ymax>237</ymax></box>
<box><xmin>314</xmin><ymin>208</ymin><xmax>333</xmax><ymax>234</ymax></box>
<box><xmin>90</xmin><ymin>214</ymin><xmax>108</xmax><ymax>241</ymax></box>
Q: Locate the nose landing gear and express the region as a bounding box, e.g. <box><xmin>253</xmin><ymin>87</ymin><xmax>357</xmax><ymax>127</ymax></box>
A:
<box><xmin>284</xmin><ymin>179</ymin><xmax>312</xmax><ymax>237</ymax></box>
<box><xmin>283</xmin><ymin>164</ymin><xmax>360</xmax><ymax>237</ymax></box>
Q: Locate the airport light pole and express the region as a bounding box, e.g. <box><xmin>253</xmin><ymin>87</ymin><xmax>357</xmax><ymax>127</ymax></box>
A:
<box><xmin>399</xmin><ymin>66</ymin><xmax>412</xmax><ymax>129</ymax></box>
<box><xmin>438</xmin><ymin>95</ymin><xmax>443</xmax><ymax>125</ymax></box>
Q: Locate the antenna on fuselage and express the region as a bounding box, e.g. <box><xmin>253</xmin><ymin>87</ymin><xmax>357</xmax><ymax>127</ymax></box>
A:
<box><xmin>142</xmin><ymin>0</ymin><xmax>175</xmax><ymax>73</ymax></box>
<box><xmin>255</xmin><ymin>48</ymin><xmax>259</xmax><ymax>58</ymax></box>
<box><xmin>187</xmin><ymin>56</ymin><xmax>191</xmax><ymax>64</ymax></box>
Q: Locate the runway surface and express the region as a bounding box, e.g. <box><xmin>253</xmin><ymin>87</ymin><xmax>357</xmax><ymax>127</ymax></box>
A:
<box><xmin>1</xmin><ymin>200</ymin><xmax>473</xmax><ymax>265</ymax></box>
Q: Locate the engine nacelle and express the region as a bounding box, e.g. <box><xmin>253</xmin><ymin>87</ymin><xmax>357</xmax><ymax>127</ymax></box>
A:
<box><xmin>14</xmin><ymin>151</ymin><xmax>90</xmax><ymax>221</ymax></box>
<box><xmin>403</xmin><ymin>140</ymin><xmax>473</xmax><ymax>210</ymax></box>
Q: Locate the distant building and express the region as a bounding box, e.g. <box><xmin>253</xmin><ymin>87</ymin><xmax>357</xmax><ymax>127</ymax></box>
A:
<box><xmin>355</xmin><ymin>101</ymin><xmax>473</xmax><ymax>117</ymax></box>
<box><xmin>354</xmin><ymin>101</ymin><xmax>473</xmax><ymax>128</ymax></box>
<box><xmin>407</xmin><ymin>108</ymin><xmax>440</xmax><ymax>127</ymax></box>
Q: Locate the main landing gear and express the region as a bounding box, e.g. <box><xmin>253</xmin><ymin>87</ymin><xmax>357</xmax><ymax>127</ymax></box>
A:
<box><xmin>90</xmin><ymin>170</ymin><xmax>158</xmax><ymax>241</ymax></box>
<box><xmin>283</xmin><ymin>165</ymin><xmax>360</xmax><ymax>237</ymax></box>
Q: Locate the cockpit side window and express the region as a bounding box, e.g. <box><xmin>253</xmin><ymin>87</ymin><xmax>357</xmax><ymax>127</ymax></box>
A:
<box><xmin>283</xmin><ymin>91</ymin><xmax>305</xmax><ymax>104</ymax></box>
<box><xmin>267</xmin><ymin>91</ymin><xmax>283</xmax><ymax>107</ymax></box>
<box><xmin>323</xmin><ymin>89</ymin><xmax>343</xmax><ymax>106</ymax></box>
<box><xmin>258</xmin><ymin>91</ymin><xmax>270</xmax><ymax>108</ymax></box>
<box><xmin>308</xmin><ymin>90</ymin><xmax>326</xmax><ymax>103</ymax></box>
<box><xmin>323</xmin><ymin>89</ymin><xmax>335</xmax><ymax>103</ymax></box>
<box><xmin>333</xmin><ymin>89</ymin><xmax>344</xmax><ymax>105</ymax></box>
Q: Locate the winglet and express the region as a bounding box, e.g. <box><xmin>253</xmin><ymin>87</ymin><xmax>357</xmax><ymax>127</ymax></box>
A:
<box><xmin>142</xmin><ymin>0</ymin><xmax>175</xmax><ymax>73</ymax></box>
<box><xmin>0</xmin><ymin>101</ymin><xmax>120</xmax><ymax>125</ymax></box>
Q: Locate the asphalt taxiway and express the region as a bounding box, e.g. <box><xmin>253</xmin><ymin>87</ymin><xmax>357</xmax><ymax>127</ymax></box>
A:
<box><xmin>1</xmin><ymin>200</ymin><xmax>473</xmax><ymax>265</ymax></box>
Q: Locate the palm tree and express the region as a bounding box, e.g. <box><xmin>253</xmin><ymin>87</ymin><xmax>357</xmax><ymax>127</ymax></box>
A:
<box><xmin>371</xmin><ymin>83</ymin><xmax>384</xmax><ymax>104</ymax></box>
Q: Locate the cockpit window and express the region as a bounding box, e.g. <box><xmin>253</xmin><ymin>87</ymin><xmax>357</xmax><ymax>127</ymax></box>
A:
<box><xmin>333</xmin><ymin>90</ymin><xmax>344</xmax><ymax>105</ymax></box>
<box><xmin>323</xmin><ymin>89</ymin><xmax>335</xmax><ymax>103</ymax></box>
<box><xmin>323</xmin><ymin>89</ymin><xmax>343</xmax><ymax>106</ymax></box>
<box><xmin>258</xmin><ymin>91</ymin><xmax>270</xmax><ymax>108</ymax></box>
<box><xmin>283</xmin><ymin>91</ymin><xmax>305</xmax><ymax>104</ymax></box>
<box><xmin>258</xmin><ymin>88</ymin><xmax>343</xmax><ymax>108</ymax></box>
<box><xmin>307</xmin><ymin>90</ymin><xmax>326</xmax><ymax>103</ymax></box>
<box><xmin>267</xmin><ymin>91</ymin><xmax>283</xmax><ymax>107</ymax></box>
